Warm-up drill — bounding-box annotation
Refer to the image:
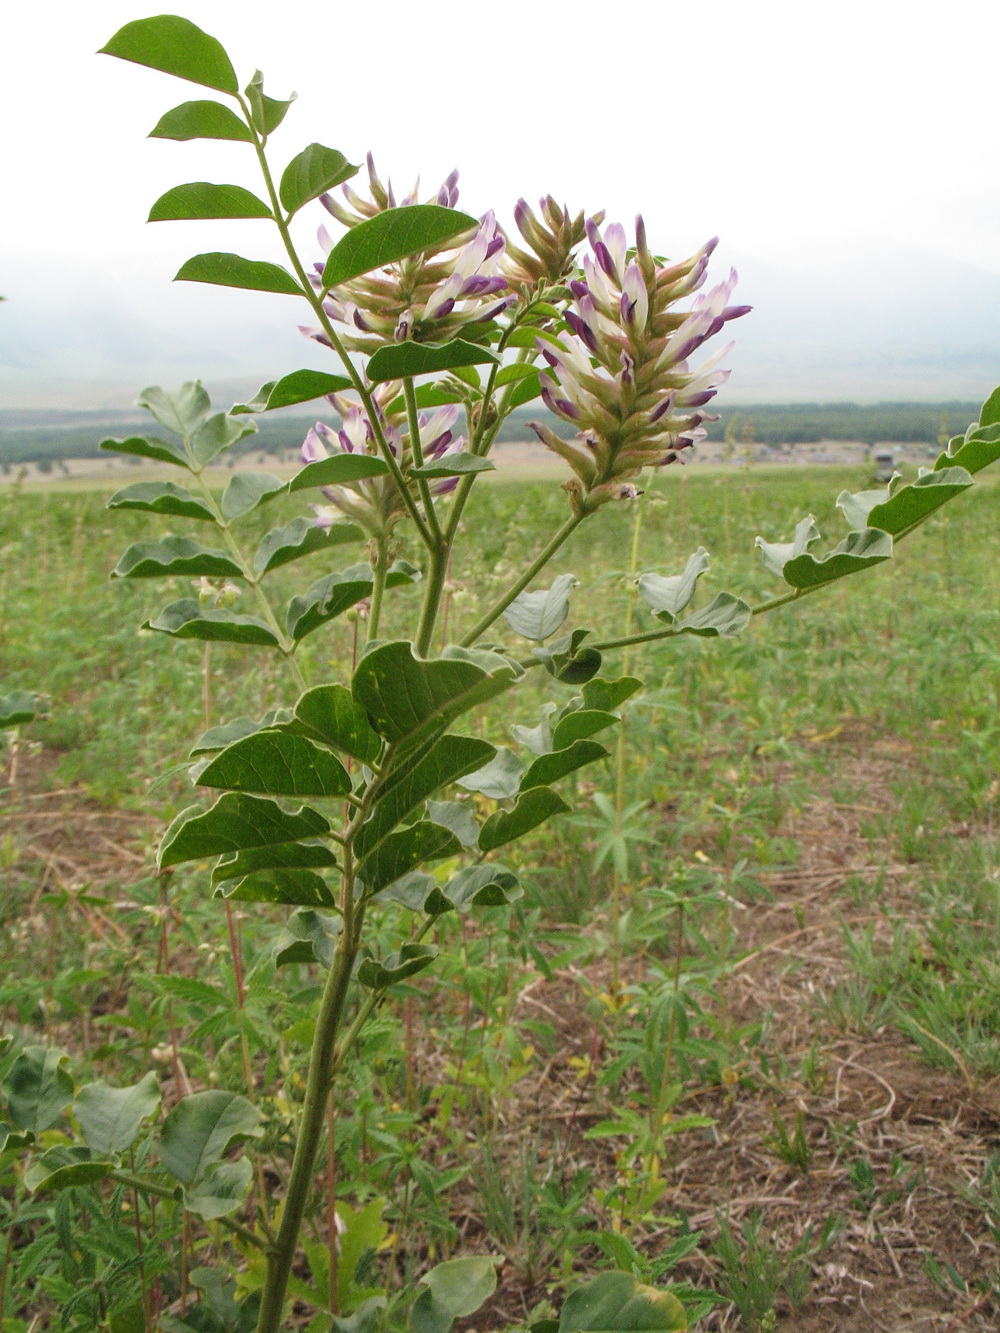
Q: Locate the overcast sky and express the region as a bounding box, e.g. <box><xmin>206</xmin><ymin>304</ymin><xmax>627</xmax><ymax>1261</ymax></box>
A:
<box><xmin>3</xmin><ymin>0</ymin><xmax>1000</xmax><ymax>405</ymax></box>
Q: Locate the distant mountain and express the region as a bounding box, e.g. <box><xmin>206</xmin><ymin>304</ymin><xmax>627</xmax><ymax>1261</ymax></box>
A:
<box><xmin>2</xmin><ymin>239</ymin><xmax>999</xmax><ymax>408</ymax></box>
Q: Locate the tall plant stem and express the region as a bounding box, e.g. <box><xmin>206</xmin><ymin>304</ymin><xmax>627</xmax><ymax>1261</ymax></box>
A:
<box><xmin>367</xmin><ymin>538</ymin><xmax>389</xmax><ymax>641</ymax></box>
<box><xmin>460</xmin><ymin>512</ymin><xmax>584</xmax><ymax>646</ymax></box>
<box><xmin>403</xmin><ymin>377</ymin><xmax>442</xmax><ymax>544</ymax></box>
<box><xmin>239</xmin><ymin>103</ymin><xmax>433</xmax><ymax>550</ymax></box>
<box><xmin>415</xmin><ymin>543</ymin><xmax>450</xmax><ymax>657</ymax></box>
<box><xmin>255</xmin><ymin>917</ymin><xmax>360</xmax><ymax>1332</ymax></box>
<box><xmin>609</xmin><ymin>498</ymin><xmax>645</xmax><ymax>997</ymax></box>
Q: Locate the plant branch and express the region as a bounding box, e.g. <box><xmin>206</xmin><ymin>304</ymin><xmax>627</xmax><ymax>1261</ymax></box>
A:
<box><xmin>109</xmin><ymin>1171</ymin><xmax>267</xmax><ymax>1252</ymax></box>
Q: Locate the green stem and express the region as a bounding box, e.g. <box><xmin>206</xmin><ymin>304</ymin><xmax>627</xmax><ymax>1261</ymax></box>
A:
<box><xmin>109</xmin><ymin>1172</ymin><xmax>265</xmax><ymax>1252</ymax></box>
<box><xmin>460</xmin><ymin>512</ymin><xmax>585</xmax><ymax>646</ymax></box>
<box><xmin>367</xmin><ymin>539</ymin><xmax>389</xmax><ymax>641</ymax></box>
<box><xmin>238</xmin><ymin>97</ymin><xmax>433</xmax><ymax>550</ymax></box>
<box><xmin>403</xmin><ymin>377</ymin><xmax>442</xmax><ymax>544</ymax></box>
<box><xmin>415</xmin><ymin>544</ymin><xmax>450</xmax><ymax>657</ymax></box>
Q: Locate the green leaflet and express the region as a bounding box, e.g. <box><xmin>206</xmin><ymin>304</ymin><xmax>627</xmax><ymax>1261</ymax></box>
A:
<box><xmin>175</xmin><ymin>252</ymin><xmax>304</xmax><ymax>296</ymax></box>
<box><xmin>215</xmin><ymin>867</ymin><xmax>337</xmax><ymax>908</ymax></box>
<box><xmin>935</xmin><ymin>420</ymin><xmax>1000</xmax><ymax>475</ymax></box>
<box><xmin>367</xmin><ymin>339</ymin><xmax>499</xmax><ymax>383</ymax></box>
<box><xmin>254</xmin><ymin>516</ymin><xmax>365</xmax><ymax>576</ymax></box>
<box><xmin>99</xmin><ymin>15</ymin><xmax>239</xmax><ymax>94</ymax></box>
<box><xmin>412</xmin><ymin>1257</ymin><xmax>499</xmax><ymax>1333</ymax></box>
<box><xmin>755</xmin><ymin>514</ymin><xmax>820</xmax><ymax>578</ymax></box>
<box><xmin>220</xmin><ymin>471</ymin><xmax>287</xmax><ymax>520</ymax></box>
<box><xmin>287</xmin><ymin>561</ymin><xmax>418</xmax><ymax>641</ymax></box>
<box><xmin>273</xmin><ymin>909</ymin><xmax>341</xmax><ymax>968</ymax></box>
<box><xmin>781</xmin><ymin>528</ymin><xmax>893</xmax><ymax>589</ymax></box>
<box><xmin>288</xmin><ymin>454</ymin><xmax>391</xmax><ymax>491</ymax></box>
<box><xmin>233</xmin><ymin>369</ymin><xmax>354</xmax><ymax>414</ymax></box>
<box><xmin>838</xmin><ymin>468</ymin><xmax>973</xmax><ymax>534</ymax></box>
<box><xmin>144</xmin><ymin>601</ymin><xmax>280</xmax><ymax>647</ymax></box>
<box><xmin>99</xmin><ymin>435</ymin><xmax>189</xmax><ymax>468</ymax></box>
<box><xmin>356</xmin><ymin>822</ymin><xmax>462</xmax><ymax>896</ymax></box>
<box><xmin>245</xmin><ymin>69</ymin><xmax>296</xmax><ymax>136</ymax></box>
<box><xmin>279</xmin><ymin>144</ymin><xmax>358</xmax><ymax>216</ymax></box>
<box><xmin>211</xmin><ymin>840</ymin><xmax>337</xmax><ymax>886</ymax></box>
<box><xmin>107</xmin><ymin>481</ymin><xmax>215</xmax><ymax>522</ymax></box>
<box><xmin>2</xmin><ymin>1046</ymin><xmax>74</xmax><ymax>1133</ymax></box>
<box><xmin>551</xmin><ymin>709</ymin><xmax>619</xmax><ymax>751</ymax></box>
<box><xmin>148</xmin><ymin>182</ymin><xmax>272</xmax><ymax>222</ymax></box>
<box><xmin>159</xmin><ymin>1090</ymin><xmax>262</xmax><ymax>1188</ymax></box>
<box><xmin>673</xmin><ymin>592</ymin><xmax>751</xmax><ymax>638</ymax></box>
<box><xmin>353</xmin><ymin>734</ymin><xmax>496</xmax><ymax>860</ymax></box>
<box><xmin>504</xmin><ymin>574</ymin><xmax>578</xmax><ymax>642</ymax></box>
<box><xmin>322</xmin><ymin>206</ymin><xmax>478</xmax><ymax>287</ymax></box>
<box><xmin>353</xmin><ymin>642</ymin><xmax>520</xmax><ymax>749</ymax></box>
<box><xmin>158</xmin><ymin>793</ymin><xmax>329</xmax><ymax>868</ymax></box>
<box><xmin>0</xmin><ymin>690</ymin><xmax>39</xmax><ymax>729</ymax></box>
<box><xmin>357</xmin><ymin>942</ymin><xmax>438</xmax><ymax>990</ymax></box>
<box><xmin>410</xmin><ymin>453</ymin><xmax>496</xmax><ymax>479</ymax></box>
<box><xmin>456</xmin><ymin>748</ymin><xmax>525</xmax><ymax>800</ymax></box>
<box><xmin>479</xmin><ymin>787</ymin><xmax>569</xmax><ymax>851</ymax></box>
<box><xmin>195</xmin><ymin>729</ymin><xmax>351</xmax><ymax>798</ymax></box>
<box><xmin>75</xmin><ymin>1073</ymin><xmax>161</xmax><ymax>1156</ymax></box>
<box><xmin>292</xmin><ymin>684</ymin><xmax>383</xmax><ymax>764</ymax></box>
<box><xmin>24</xmin><ymin>1147</ymin><xmax>114</xmax><ymax>1194</ymax></box>
<box><xmin>580</xmin><ymin>676</ymin><xmax>643</xmax><ymax>711</ymax></box>
<box><xmin>558</xmin><ymin>1271</ymin><xmax>686</xmax><ymax>1333</ymax></box>
<box><xmin>138</xmin><ymin>382</ymin><xmax>211</xmax><ymax>436</ymax></box>
<box><xmin>113</xmin><ymin>536</ymin><xmax>242</xmax><ymax>580</ymax></box>
<box><xmin>637</xmin><ymin>547</ymin><xmax>709</xmax><ymax>621</ymax></box>
<box><xmin>520</xmin><ymin>739</ymin><xmax>608</xmax><ymax>791</ymax></box>
<box><xmin>150</xmin><ymin>99</ymin><xmax>253</xmax><ymax>142</ymax></box>
<box><xmin>185</xmin><ymin>1156</ymin><xmax>252</xmax><ymax>1220</ymax></box>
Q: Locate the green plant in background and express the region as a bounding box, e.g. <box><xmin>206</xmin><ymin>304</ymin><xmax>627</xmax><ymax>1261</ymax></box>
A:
<box><xmin>6</xmin><ymin>12</ymin><xmax>1000</xmax><ymax>1333</ymax></box>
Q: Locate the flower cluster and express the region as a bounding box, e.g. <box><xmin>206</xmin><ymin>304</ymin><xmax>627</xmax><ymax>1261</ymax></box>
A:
<box><xmin>501</xmin><ymin>196</ymin><xmax>596</xmax><ymax>293</ymax></box>
<box><xmin>300</xmin><ymin>156</ymin><xmax>514</xmax><ymax>354</ymax></box>
<box><xmin>303</xmin><ymin>388</ymin><xmax>466</xmax><ymax>540</ymax></box>
<box><xmin>530</xmin><ymin>219</ymin><xmax>750</xmax><ymax>513</ymax></box>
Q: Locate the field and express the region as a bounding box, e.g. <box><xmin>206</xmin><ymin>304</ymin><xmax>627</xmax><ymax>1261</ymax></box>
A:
<box><xmin>3</xmin><ymin>464</ymin><xmax>1000</xmax><ymax>1332</ymax></box>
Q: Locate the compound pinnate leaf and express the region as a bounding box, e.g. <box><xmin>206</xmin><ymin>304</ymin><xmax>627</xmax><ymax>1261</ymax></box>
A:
<box><xmin>100</xmin><ymin>435</ymin><xmax>189</xmax><ymax>468</ymax></box>
<box><xmin>782</xmin><ymin>527</ymin><xmax>893</xmax><ymax>589</ymax></box>
<box><xmin>184</xmin><ymin>1156</ymin><xmax>252</xmax><ymax>1220</ymax></box>
<box><xmin>159</xmin><ymin>1090</ymin><xmax>262</xmax><ymax>1187</ymax></box>
<box><xmin>279</xmin><ymin>143</ymin><xmax>359</xmax><ymax>215</ymax></box>
<box><xmin>211</xmin><ymin>839</ymin><xmax>337</xmax><ymax>886</ymax></box>
<box><xmin>175</xmin><ymin>252</ymin><xmax>304</xmax><ymax>296</ymax></box>
<box><xmin>100</xmin><ymin>16</ymin><xmax>239</xmax><ymax>94</ymax></box>
<box><xmin>520</xmin><ymin>739</ymin><xmax>608</xmax><ymax>791</ymax></box>
<box><xmin>3</xmin><ymin>1047</ymin><xmax>74</xmax><ymax>1133</ymax></box>
<box><xmin>288</xmin><ymin>454</ymin><xmax>391</xmax><ymax>491</ymax></box>
<box><xmin>158</xmin><ymin>793</ymin><xmax>329</xmax><ymax>868</ymax></box>
<box><xmin>215</xmin><ymin>867</ymin><xmax>336</xmax><ymax>907</ymax></box>
<box><xmin>504</xmin><ymin>573</ymin><xmax>578</xmax><ymax>642</ymax></box>
<box><xmin>755</xmin><ymin>514</ymin><xmax>820</xmax><ymax>578</ymax></box>
<box><xmin>637</xmin><ymin>547</ymin><xmax>709</xmax><ymax>621</ymax></box>
<box><xmin>292</xmin><ymin>684</ymin><xmax>382</xmax><ymax>764</ymax></box>
<box><xmin>75</xmin><ymin>1072</ymin><xmax>161</xmax><ymax>1156</ymax></box>
<box><xmin>233</xmin><ymin>368</ymin><xmax>354</xmax><ymax>414</ymax></box>
<box><xmin>353</xmin><ymin>642</ymin><xmax>519</xmax><ymax>747</ymax></box>
<box><xmin>353</xmin><ymin>734</ymin><xmax>495</xmax><ymax>860</ymax></box>
<box><xmin>221</xmin><ymin>471</ymin><xmax>286</xmax><ymax>520</ymax></box>
<box><xmin>254</xmin><ymin>516</ymin><xmax>365</xmax><ymax>576</ymax></box>
<box><xmin>196</xmin><ymin>730</ymin><xmax>352</xmax><ymax>798</ymax></box>
<box><xmin>144</xmin><ymin>601</ymin><xmax>280</xmax><ymax>647</ymax></box>
<box><xmin>150</xmin><ymin>99</ymin><xmax>253</xmax><ymax>141</ymax></box>
<box><xmin>456</xmin><ymin>748</ymin><xmax>525</xmax><ymax>800</ymax></box>
<box><xmin>149</xmin><ymin>182</ymin><xmax>272</xmax><ymax>222</ymax></box>
<box><xmin>0</xmin><ymin>691</ymin><xmax>38</xmax><ymax>729</ymax></box>
<box><xmin>412</xmin><ymin>1256</ymin><xmax>499</xmax><ymax>1333</ymax></box>
<box><xmin>558</xmin><ymin>1272</ymin><xmax>686</xmax><ymax>1333</ymax></box>
<box><xmin>356</xmin><ymin>822</ymin><xmax>462</xmax><ymax>896</ymax></box>
<box><xmin>367</xmin><ymin>339</ymin><xmax>499</xmax><ymax>383</ymax></box>
<box><xmin>410</xmin><ymin>452</ymin><xmax>496</xmax><ymax>479</ymax></box>
<box><xmin>107</xmin><ymin>481</ymin><xmax>215</xmax><ymax>522</ymax></box>
<box><xmin>357</xmin><ymin>942</ymin><xmax>438</xmax><ymax>990</ymax></box>
<box><xmin>322</xmin><ymin>205</ymin><xmax>478</xmax><ymax>288</ymax></box>
<box><xmin>113</xmin><ymin>536</ymin><xmax>243</xmax><ymax>580</ymax></box>
<box><xmin>273</xmin><ymin>908</ymin><xmax>341</xmax><ymax>968</ymax></box>
<box><xmin>479</xmin><ymin>788</ymin><xmax>569</xmax><ymax>852</ymax></box>
<box><xmin>674</xmin><ymin>592</ymin><xmax>751</xmax><ymax>638</ymax></box>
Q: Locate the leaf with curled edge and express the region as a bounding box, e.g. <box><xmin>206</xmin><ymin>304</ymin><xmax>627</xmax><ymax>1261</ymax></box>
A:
<box><xmin>755</xmin><ymin>515</ymin><xmax>820</xmax><ymax>578</ymax></box>
<box><xmin>357</xmin><ymin>942</ymin><xmax>438</xmax><ymax>990</ymax></box>
<box><xmin>479</xmin><ymin>788</ymin><xmax>569</xmax><ymax>852</ymax></box>
<box><xmin>637</xmin><ymin>547</ymin><xmax>709</xmax><ymax>621</ymax></box>
<box><xmin>781</xmin><ymin>527</ymin><xmax>893</xmax><ymax>589</ymax></box>
<box><xmin>673</xmin><ymin>592</ymin><xmax>751</xmax><ymax>638</ymax></box>
<box><xmin>504</xmin><ymin>574</ymin><xmax>578</xmax><ymax>642</ymax></box>
<box><xmin>838</xmin><ymin>467</ymin><xmax>973</xmax><ymax>534</ymax></box>
<box><xmin>158</xmin><ymin>793</ymin><xmax>329</xmax><ymax>868</ymax></box>
<box><xmin>356</xmin><ymin>822</ymin><xmax>462</xmax><ymax>896</ymax></box>
<box><xmin>194</xmin><ymin>730</ymin><xmax>352</xmax><ymax>798</ymax></box>
<box><xmin>144</xmin><ymin>601</ymin><xmax>280</xmax><ymax>647</ymax></box>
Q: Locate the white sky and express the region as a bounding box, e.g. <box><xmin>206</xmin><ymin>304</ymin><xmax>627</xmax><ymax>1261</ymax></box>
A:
<box><xmin>3</xmin><ymin>0</ymin><xmax>1000</xmax><ymax>406</ymax></box>
<box><xmin>5</xmin><ymin>0</ymin><xmax>999</xmax><ymax>269</ymax></box>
